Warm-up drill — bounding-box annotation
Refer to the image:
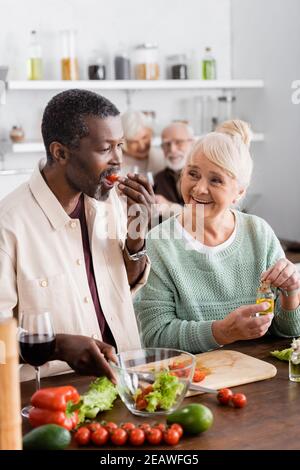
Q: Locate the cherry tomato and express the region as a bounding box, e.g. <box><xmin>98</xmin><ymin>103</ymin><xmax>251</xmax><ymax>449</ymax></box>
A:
<box><xmin>139</xmin><ymin>422</ymin><xmax>151</xmax><ymax>432</ymax></box>
<box><xmin>142</xmin><ymin>385</ymin><xmax>154</xmax><ymax>395</ymax></box>
<box><xmin>217</xmin><ymin>388</ymin><xmax>233</xmax><ymax>405</ymax></box>
<box><xmin>91</xmin><ymin>427</ymin><xmax>109</xmax><ymax>446</ymax></box>
<box><xmin>74</xmin><ymin>427</ymin><xmax>91</xmax><ymax>446</ymax></box>
<box><xmin>121</xmin><ymin>422</ymin><xmax>136</xmax><ymax>432</ymax></box>
<box><xmin>136</xmin><ymin>397</ymin><xmax>148</xmax><ymax>410</ymax></box>
<box><xmin>154</xmin><ymin>423</ymin><xmax>166</xmax><ymax>432</ymax></box>
<box><xmin>104</xmin><ymin>421</ymin><xmax>118</xmax><ymax>433</ymax></box>
<box><xmin>146</xmin><ymin>428</ymin><xmax>163</xmax><ymax>445</ymax></box>
<box><xmin>232</xmin><ymin>393</ymin><xmax>247</xmax><ymax>408</ymax></box>
<box><xmin>193</xmin><ymin>368</ymin><xmax>206</xmax><ymax>382</ymax></box>
<box><xmin>169</xmin><ymin>423</ymin><xmax>184</xmax><ymax>438</ymax></box>
<box><xmin>110</xmin><ymin>428</ymin><xmax>128</xmax><ymax>446</ymax></box>
<box><xmin>87</xmin><ymin>422</ymin><xmax>102</xmax><ymax>433</ymax></box>
<box><xmin>129</xmin><ymin>428</ymin><xmax>145</xmax><ymax>446</ymax></box>
<box><xmin>106</xmin><ymin>174</ymin><xmax>119</xmax><ymax>183</ymax></box>
<box><xmin>163</xmin><ymin>428</ymin><xmax>180</xmax><ymax>446</ymax></box>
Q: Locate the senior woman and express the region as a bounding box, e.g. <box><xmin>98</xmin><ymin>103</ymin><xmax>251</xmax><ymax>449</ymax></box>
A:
<box><xmin>134</xmin><ymin>120</ymin><xmax>300</xmax><ymax>352</ymax></box>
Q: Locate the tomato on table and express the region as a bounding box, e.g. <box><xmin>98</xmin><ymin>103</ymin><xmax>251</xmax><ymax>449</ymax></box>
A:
<box><xmin>146</xmin><ymin>427</ymin><xmax>163</xmax><ymax>445</ymax></box>
<box><xmin>163</xmin><ymin>428</ymin><xmax>180</xmax><ymax>446</ymax></box>
<box><xmin>91</xmin><ymin>427</ymin><xmax>109</xmax><ymax>446</ymax></box>
<box><xmin>74</xmin><ymin>427</ymin><xmax>91</xmax><ymax>446</ymax></box>
<box><xmin>232</xmin><ymin>393</ymin><xmax>247</xmax><ymax>408</ymax></box>
<box><xmin>128</xmin><ymin>428</ymin><xmax>145</xmax><ymax>446</ymax></box>
<box><xmin>110</xmin><ymin>428</ymin><xmax>128</xmax><ymax>446</ymax></box>
<box><xmin>217</xmin><ymin>388</ymin><xmax>233</xmax><ymax>405</ymax></box>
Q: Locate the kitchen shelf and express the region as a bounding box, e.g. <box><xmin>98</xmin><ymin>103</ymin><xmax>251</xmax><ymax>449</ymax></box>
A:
<box><xmin>11</xmin><ymin>132</ymin><xmax>264</xmax><ymax>155</ymax></box>
<box><xmin>7</xmin><ymin>79</ymin><xmax>264</xmax><ymax>91</ymax></box>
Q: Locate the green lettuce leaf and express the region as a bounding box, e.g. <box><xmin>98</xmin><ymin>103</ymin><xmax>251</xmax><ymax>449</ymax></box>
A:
<box><xmin>270</xmin><ymin>348</ymin><xmax>292</xmax><ymax>362</ymax></box>
<box><xmin>145</xmin><ymin>371</ymin><xmax>184</xmax><ymax>412</ymax></box>
<box><xmin>77</xmin><ymin>377</ymin><xmax>118</xmax><ymax>423</ymax></box>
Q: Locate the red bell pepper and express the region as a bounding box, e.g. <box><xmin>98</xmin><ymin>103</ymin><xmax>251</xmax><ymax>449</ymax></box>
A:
<box><xmin>29</xmin><ymin>386</ymin><xmax>80</xmax><ymax>430</ymax></box>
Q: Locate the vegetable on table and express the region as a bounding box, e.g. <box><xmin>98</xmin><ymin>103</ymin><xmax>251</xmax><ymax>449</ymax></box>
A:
<box><xmin>29</xmin><ymin>386</ymin><xmax>80</xmax><ymax>431</ymax></box>
<box><xmin>167</xmin><ymin>403</ymin><xmax>213</xmax><ymax>435</ymax></box>
<box><xmin>23</xmin><ymin>424</ymin><xmax>71</xmax><ymax>450</ymax></box>
<box><xmin>270</xmin><ymin>348</ymin><xmax>292</xmax><ymax>361</ymax></box>
<box><xmin>76</xmin><ymin>377</ymin><xmax>118</xmax><ymax>423</ymax></box>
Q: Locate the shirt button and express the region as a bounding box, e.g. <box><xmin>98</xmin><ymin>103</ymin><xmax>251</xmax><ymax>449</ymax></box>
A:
<box><xmin>76</xmin><ymin>259</ymin><xmax>82</xmax><ymax>266</ymax></box>
<box><xmin>84</xmin><ymin>296</ymin><xmax>89</xmax><ymax>303</ymax></box>
<box><xmin>70</xmin><ymin>221</ymin><xmax>77</xmax><ymax>229</ymax></box>
<box><xmin>40</xmin><ymin>280</ymin><xmax>48</xmax><ymax>287</ymax></box>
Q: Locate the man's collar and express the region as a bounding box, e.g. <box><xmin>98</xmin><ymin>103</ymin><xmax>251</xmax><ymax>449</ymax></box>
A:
<box><xmin>29</xmin><ymin>160</ymin><xmax>72</xmax><ymax>231</ymax></box>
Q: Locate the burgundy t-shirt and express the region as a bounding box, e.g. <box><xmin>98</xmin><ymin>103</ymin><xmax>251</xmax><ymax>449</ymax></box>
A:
<box><xmin>70</xmin><ymin>194</ymin><xmax>116</xmax><ymax>348</ymax></box>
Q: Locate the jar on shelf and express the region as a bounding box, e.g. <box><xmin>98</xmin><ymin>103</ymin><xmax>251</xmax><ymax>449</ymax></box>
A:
<box><xmin>289</xmin><ymin>338</ymin><xmax>300</xmax><ymax>382</ymax></box>
<box><xmin>60</xmin><ymin>30</ymin><xmax>79</xmax><ymax>80</ymax></box>
<box><xmin>166</xmin><ymin>54</ymin><xmax>188</xmax><ymax>80</ymax></box>
<box><xmin>217</xmin><ymin>94</ymin><xmax>236</xmax><ymax>125</ymax></box>
<box><xmin>114</xmin><ymin>48</ymin><xmax>131</xmax><ymax>80</ymax></box>
<box><xmin>134</xmin><ymin>44</ymin><xmax>159</xmax><ymax>80</ymax></box>
<box><xmin>88</xmin><ymin>56</ymin><xmax>106</xmax><ymax>80</ymax></box>
<box><xmin>27</xmin><ymin>30</ymin><xmax>43</xmax><ymax>80</ymax></box>
<box><xmin>9</xmin><ymin>126</ymin><xmax>25</xmax><ymax>143</ymax></box>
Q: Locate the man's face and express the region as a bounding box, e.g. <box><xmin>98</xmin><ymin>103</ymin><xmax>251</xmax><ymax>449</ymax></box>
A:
<box><xmin>126</xmin><ymin>127</ymin><xmax>152</xmax><ymax>160</ymax></box>
<box><xmin>65</xmin><ymin>115</ymin><xmax>124</xmax><ymax>201</ymax></box>
<box><xmin>161</xmin><ymin>125</ymin><xmax>194</xmax><ymax>172</ymax></box>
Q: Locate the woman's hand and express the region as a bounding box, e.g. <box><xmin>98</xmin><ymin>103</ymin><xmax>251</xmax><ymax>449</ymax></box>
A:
<box><xmin>212</xmin><ymin>302</ymin><xmax>273</xmax><ymax>345</ymax></box>
<box><xmin>260</xmin><ymin>258</ymin><xmax>300</xmax><ymax>292</ymax></box>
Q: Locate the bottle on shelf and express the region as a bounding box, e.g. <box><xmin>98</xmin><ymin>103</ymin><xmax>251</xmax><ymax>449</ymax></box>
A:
<box><xmin>202</xmin><ymin>47</ymin><xmax>217</xmax><ymax>80</ymax></box>
<box><xmin>166</xmin><ymin>54</ymin><xmax>188</xmax><ymax>80</ymax></box>
<box><xmin>256</xmin><ymin>280</ymin><xmax>275</xmax><ymax>316</ymax></box>
<box><xmin>60</xmin><ymin>30</ymin><xmax>79</xmax><ymax>80</ymax></box>
<box><xmin>114</xmin><ymin>46</ymin><xmax>131</xmax><ymax>80</ymax></box>
<box><xmin>88</xmin><ymin>52</ymin><xmax>106</xmax><ymax>80</ymax></box>
<box><xmin>134</xmin><ymin>44</ymin><xmax>159</xmax><ymax>80</ymax></box>
<box><xmin>27</xmin><ymin>30</ymin><xmax>43</xmax><ymax>80</ymax></box>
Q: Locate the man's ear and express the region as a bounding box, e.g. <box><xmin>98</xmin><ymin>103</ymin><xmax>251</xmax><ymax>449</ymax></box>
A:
<box><xmin>49</xmin><ymin>142</ymin><xmax>69</xmax><ymax>165</ymax></box>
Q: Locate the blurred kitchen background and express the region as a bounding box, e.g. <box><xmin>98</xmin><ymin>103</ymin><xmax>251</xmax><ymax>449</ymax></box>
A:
<box><xmin>0</xmin><ymin>0</ymin><xmax>299</xmax><ymax>240</ymax></box>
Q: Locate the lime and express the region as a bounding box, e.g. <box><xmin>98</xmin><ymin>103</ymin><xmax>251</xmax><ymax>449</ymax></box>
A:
<box><xmin>167</xmin><ymin>403</ymin><xmax>213</xmax><ymax>434</ymax></box>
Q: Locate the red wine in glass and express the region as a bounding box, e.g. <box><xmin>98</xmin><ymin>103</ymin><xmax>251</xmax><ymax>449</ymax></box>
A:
<box><xmin>18</xmin><ymin>311</ymin><xmax>56</xmax><ymax>418</ymax></box>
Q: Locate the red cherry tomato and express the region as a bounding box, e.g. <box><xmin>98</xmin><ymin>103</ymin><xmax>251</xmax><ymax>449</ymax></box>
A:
<box><xmin>129</xmin><ymin>428</ymin><xmax>145</xmax><ymax>446</ymax></box>
<box><xmin>91</xmin><ymin>427</ymin><xmax>109</xmax><ymax>446</ymax></box>
<box><xmin>217</xmin><ymin>388</ymin><xmax>233</xmax><ymax>405</ymax></box>
<box><xmin>87</xmin><ymin>422</ymin><xmax>102</xmax><ymax>433</ymax></box>
<box><xmin>121</xmin><ymin>422</ymin><xmax>136</xmax><ymax>432</ymax></box>
<box><xmin>193</xmin><ymin>368</ymin><xmax>206</xmax><ymax>382</ymax></box>
<box><xmin>104</xmin><ymin>421</ymin><xmax>118</xmax><ymax>433</ymax></box>
<box><xmin>110</xmin><ymin>428</ymin><xmax>128</xmax><ymax>446</ymax></box>
<box><xmin>146</xmin><ymin>427</ymin><xmax>163</xmax><ymax>445</ymax></box>
<box><xmin>74</xmin><ymin>427</ymin><xmax>91</xmax><ymax>446</ymax></box>
<box><xmin>154</xmin><ymin>423</ymin><xmax>166</xmax><ymax>433</ymax></box>
<box><xmin>106</xmin><ymin>174</ymin><xmax>119</xmax><ymax>183</ymax></box>
<box><xmin>169</xmin><ymin>423</ymin><xmax>184</xmax><ymax>438</ymax></box>
<box><xmin>163</xmin><ymin>428</ymin><xmax>180</xmax><ymax>446</ymax></box>
<box><xmin>232</xmin><ymin>393</ymin><xmax>247</xmax><ymax>408</ymax></box>
<box><xmin>139</xmin><ymin>422</ymin><xmax>151</xmax><ymax>432</ymax></box>
<box><xmin>136</xmin><ymin>397</ymin><xmax>148</xmax><ymax>410</ymax></box>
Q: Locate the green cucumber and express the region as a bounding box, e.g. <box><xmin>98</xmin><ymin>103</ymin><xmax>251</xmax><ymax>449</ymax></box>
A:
<box><xmin>23</xmin><ymin>424</ymin><xmax>71</xmax><ymax>450</ymax></box>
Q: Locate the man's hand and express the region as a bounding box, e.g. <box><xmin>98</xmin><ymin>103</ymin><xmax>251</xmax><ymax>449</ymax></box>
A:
<box><xmin>212</xmin><ymin>302</ymin><xmax>273</xmax><ymax>345</ymax></box>
<box><xmin>53</xmin><ymin>334</ymin><xmax>117</xmax><ymax>382</ymax></box>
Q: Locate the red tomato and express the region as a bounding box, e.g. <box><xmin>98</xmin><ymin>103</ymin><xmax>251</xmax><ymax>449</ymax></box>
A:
<box><xmin>139</xmin><ymin>423</ymin><xmax>151</xmax><ymax>432</ymax></box>
<box><xmin>74</xmin><ymin>427</ymin><xmax>91</xmax><ymax>446</ymax></box>
<box><xmin>121</xmin><ymin>422</ymin><xmax>136</xmax><ymax>432</ymax></box>
<box><xmin>110</xmin><ymin>428</ymin><xmax>128</xmax><ymax>446</ymax></box>
<box><xmin>104</xmin><ymin>421</ymin><xmax>118</xmax><ymax>433</ymax></box>
<box><xmin>217</xmin><ymin>388</ymin><xmax>233</xmax><ymax>405</ymax></box>
<box><xmin>129</xmin><ymin>428</ymin><xmax>145</xmax><ymax>446</ymax></box>
<box><xmin>163</xmin><ymin>428</ymin><xmax>180</xmax><ymax>446</ymax></box>
<box><xmin>106</xmin><ymin>174</ymin><xmax>119</xmax><ymax>183</ymax></box>
<box><xmin>146</xmin><ymin>428</ymin><xmax>163</xmax><ymax>445</ymax></box>
<box><xmin>136</xmin><ymin>397</ymin><xmax>148</xmax><ymax>410</ymax></box>
<box><xmin>91</xmin><ymin>427</ymin><xmax>109</xmax><ymax>446</ymax></box>
<box><xmin>232</xmin><ymin>393</ymin><xmax>247</xmax><ymax>408</ymax></box>
<box><xmin>87</xmin><ymin>422</ymin><xmax>102</xmax><ymax>433</ymax></box>
<box><xmin>169</xmin><ymin>423</ymin><xmax>183</xmax><ymax>438</ymax></box>
<box><xmin>154</xmin><ymin>423</ymin><xmax>166</xmax><ymax>433</ymax></box>
<box><xmin>142</xmin><ymin>385</ymin><xmax>154</xmax><ymax>395</ymax></box>
<box><xmin>193</xmin><ymin>368</ymin><xmax>206</xmax><ymax>382</ymax></box>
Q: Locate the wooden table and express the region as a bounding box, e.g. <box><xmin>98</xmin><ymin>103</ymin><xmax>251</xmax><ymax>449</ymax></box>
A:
<box><xmin>21</xmin><ymin>336</ymin><xmax>300</xmax><ymax>450</ymax></box>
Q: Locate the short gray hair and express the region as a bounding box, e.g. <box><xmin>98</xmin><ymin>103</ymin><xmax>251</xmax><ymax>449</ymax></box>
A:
<box><xmin>121</xmin><ymin>110</ymin><xmax>152</xmax><ymax>140</ymax></box>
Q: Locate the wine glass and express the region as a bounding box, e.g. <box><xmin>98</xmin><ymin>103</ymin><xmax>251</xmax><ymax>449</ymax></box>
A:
<box><xmin>18</xmin><ymin>311</ymin><xmax>56</xmax><ymax>418</ymax></box>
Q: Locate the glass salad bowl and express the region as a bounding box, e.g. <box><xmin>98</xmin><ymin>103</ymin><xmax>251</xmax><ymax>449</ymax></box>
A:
<box><xmin>110</xmin><ymin>348</ymin><xmax>196</xmax><ymax>417</ymax></box>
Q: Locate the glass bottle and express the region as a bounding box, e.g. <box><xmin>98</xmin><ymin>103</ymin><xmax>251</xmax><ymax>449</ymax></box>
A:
<box><xmin>61</xmin><ymin>30</ymin><xmax>79</xmax><ymax>80</ymax></box>
<box><xmin>289</xmin><ymin>338</ymin><xmax>300</xmax><ymax>382</ymax></box>
<box><xmin>27</xmin><ymin>30</ymin><xmax>43</xmax><ymax>80</ymax></box>
<box><xmin>256</xmin><ymin>280</ymin><xmax>275</xmax><ymax>315</ymax></box>
<box><xmin>134</xmin><ymin>44</ymin><xmax>159</xmax><ymax>80</ymax></box>
<box><xmin>88</xmin><ymin>55</ymin><xmax>106</xmax><ymax>80</ymax></box>
<box><xmin>202</xmin><ymin>47</ymin><xmax>217</xmax><ymax>80</ymax></box>
<box><xmin>114</xmin><ymin>47</ymin><xmax>131</xmax><ymax>80</ymax></box>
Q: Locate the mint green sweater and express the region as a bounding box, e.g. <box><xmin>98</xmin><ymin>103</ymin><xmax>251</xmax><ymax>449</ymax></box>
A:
<box><xmin>134</xmin><ymin>211</ymin><xmax>300</xmax><ymax>353</ymax></box>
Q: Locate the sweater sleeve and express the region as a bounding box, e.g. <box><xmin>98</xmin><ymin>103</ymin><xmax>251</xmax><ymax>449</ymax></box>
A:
<box><xmin>264</xmin><ymin>224</ymin><xmax>300</xmax><ymax>337</ymax></box>
<box><xmin>134</xmin><ymin>242</ymin><xmax>221</xmax><ymax>353</ymax></box>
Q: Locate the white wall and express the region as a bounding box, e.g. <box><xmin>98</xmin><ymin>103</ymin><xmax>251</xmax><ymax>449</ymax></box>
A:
<box><xmin>0</xmin><ymin>0</ymin><xmax>231</xmax><ymax>197</ymax></box>
<box><xmin>231</xmin><ymin>0</ymin><xmax>300</xmax><ymax>240</ymax></box>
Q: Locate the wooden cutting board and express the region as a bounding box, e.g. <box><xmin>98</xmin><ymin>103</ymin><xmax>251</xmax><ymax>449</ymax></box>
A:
<box><xmin>188</xmin><ymin>349</ymin><xmax>277</xmax><ymax>396</ymax></box>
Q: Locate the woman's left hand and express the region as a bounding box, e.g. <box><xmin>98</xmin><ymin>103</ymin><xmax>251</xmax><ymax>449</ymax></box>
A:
<box><xmin>261</xmin><ymin>258</ymin><xmax>300</xmax><ymax>292</ymax></box>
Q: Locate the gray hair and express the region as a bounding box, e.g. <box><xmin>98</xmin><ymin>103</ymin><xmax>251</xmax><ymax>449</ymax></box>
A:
<box><xmin>121</xmin><ymin>110</ymin><xmax>153</xmax><ymax>140</ymax></box>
